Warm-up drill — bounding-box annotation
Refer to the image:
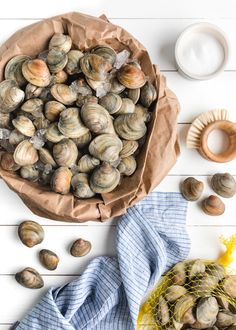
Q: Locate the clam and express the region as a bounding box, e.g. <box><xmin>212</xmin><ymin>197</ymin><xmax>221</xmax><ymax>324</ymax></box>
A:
<box><xmin>109</xmin><ymin>76</ymin><xmax>125</xmax><ymax>94</ymax></box>
<box><xmin>188</xmin><ymin>259</ymin><xmax>206</xmax><ymax>279</ymax></box>
<box><xmin>70</xmin><ymin>238</ymin><xmax>92</xmax><ymax>257</ymax></box>
<box><xmin>49</xmin><ymin>33</ymin><xmax>72</xmax><ymax>53</ymax></box>
<box><xmin>217</xmin><ymin>296</ymin><xmax>230</xmax><ymax>310</ymax></box>
<box><xmin>202</xmin><ymin>195</ymin><xmax>225</xmax><ymax>216</ymax></box>
<box><xmin>0</xmin><ymin>112</ymin><xmax>10</xmax><ymax>128</ymax></box>
<box><xmin>65</xmin><ymin>50</ymin><xmax>83</xmax><ymax>75</ymax></box>
<box><xmin>171</xmin><ymin>262</ymin><xmax>186</xmax><ymax>285</ymax></box>
<box><xmin>80</xmin><ymin>54</ymin><xmax>112</xmax><ymax>81</ymax></box>
<box><xmin>71</xmin><ymin>173</ymin><xmax>95</xmax><ymax>198</ymax></box>
<box><xmin>205</xmin><ymin>263</ymin><xmax>226</xmax><ymax>281</ymax></box>
<box><xmin>72</xmin><ymin>131</ymin><xmax>92</xmax><ymax>149</ymax></box>
<box><xmin>222</xmin><ymin>276</ymin><xmax>236</xmax><ymax>298</ymax></box>
<box><xmin>4</xmin><ymin>55</ymin><xmax>31</xmax><ymax>87</ymax></box>
<box><xmin>90</xmin><ymin>162</ymin><xmax>120</xmax><ymax>193</ymax></box>
<box><xmin>89</xmin><ymin>134</ymin><xmax>122</xmax><ymax>162</ymax></box>
<box><xmin>58</xmin><ymin>107</ymin><xmax>89</xmax><ymax>138</ymax></box>
<box><xmin>15</xmin><ymin>267</ymin><xmax>44</xmax><ymax>289</ymax></box>
<box><xmin>18</xmin><ymin>220</ymin><xmax>44</xmax><ymax>247</ymax></box>
<box><xmin>114</xmin><ymin>113</ymin><xmax>147</xmax><ymax>140</ymax></box>
<box><xmin>45</xmin><ymin>123</ymin><xmax>65</xmax><ymax>143</ymax></box>
<box><xmin>52</xmin><ymin>70</ymin><xmax>68</xmax><ymax>84</ymax></box>
<box><xmin>116</xmin><ymin>98</ymin><xmax>135</xmax><ymax>115</ymax></box>
<box><xmin>51</xmin><ymin>84</ymin><xmax>77</xmax><ymax>105</ymax></box>
<box><xmin>77</xmin><ymin>154</ymin><xmax>100</xmax><ymax>173</ymax></box>
<box><xmin>117</xmin><ymin>156</ymin><xmax>137</xmax><ymax>176</ymax></box>
<box><xmin>181</xmin><ymin>177</ymin><xmax>204</xmax><ymax>201</ymax></box>
<box><xmin>174</xmin><ymin>294</ymin><xmax>196</xmax><ymax>323</ymax></box>
<box><xmin>76</xmin><ymin>94</ymin><xmax>97</xmax><ymax>107</ymax></box>
<box><xmin>117</xmin><ymin>64</ymin><xmax>146</xmax><ymax>89</ymax></box>
<box><xmin>22</xmin><ymin>59</ymin><xmax>51</xmax><ymax>87</ymax></box>
<box><xmin>127</xmin><ymin>88</ymin><xmax>140</xmax><ymax>104</ymax></box>
<box><xmin>13</xmin><ymin>140</ymin><xmax>38</xmax><ymax>166</ymax></box>
<box><xmin>91</xmin><ymin>45</ymin><xmax>117</xmax><ymax>65</ymax></box>
<box><xmin>216</xmin><ymin>311</ymin><xmax>236</xmax><ymax>328</ymax></box>
<box><xmin>44</xmin><ymin>101</ymin><xmax>66</xmax><ymax>122</ymax></box>
<box><xmin>12</xmin><ymin>115</ymin><xmax>35</xmax><ymax>137</ymax></box>
<box><xmin>0</xmin><ymin>152</ymin><xmax>20</xmax><ymax>171</ymax></box>
<box><xmin>190</xmin><ymin>274</ymin><xmax>219</xmax><ymax>297</ymax></box>
<box><xmin>9</xmin><ymin>129</ymin><xmax>25</xmax><ymax>145</ymax></box>
<box><xmin>140</xmin><ymin>81</ymin><xmax>157</xmax><ymax>108</ymax></box>
<box><xmin>81</xmin><ymin>102</ymin><xmax>115</xmax><ymax>134</ymax></box>
<box><xmin>47</xmin><ymin>49</ymin><xmax>68</xmax><ymax>73</ymax></box>
<box><xmin>38</xmin><ymin>148</ymin><xmax>57</xmax><ymax>167</ymax></box>
<box><xmin>0</xmin><ymin>80</ymin><xmax>25</xmax><ymax>113</ymax></box>
<box><xmin>34</xmin><ymin>117</ymin><xmax>50</xmax><ymax>130</ymax></box>
<box><xmin>53</xmin><ymin>138</ymin><xmax>79</xmax><ymax>167</ymax></box>
<box><xmin>165</xmin><ymin>285</ymin><xmax>187</xmax><ymax>302</ymax></box>
<box><xmin>120</xmin><ymin>140</ymin><xmax>139</xmax><ymax>159</ymax></box>
<box><xmin>211</xmin><ymin>173</ymin><xmax>236</xmax><ymax>198</ymax></box>
<box><xmin>51</xmin><ymin>166</ymin><xmax>72</xmax><ymax>194</ymax></box>
<box><xmin>21</xmin><ymin>98</ymin><xmax>44</xmax><ymax>116</ymax></box>
<box><xmin>196</xmin><ymin>297</ymin><xmax>219</xmax><ymax>326</ymax></box>
<box><xmin>20</xmin><ymin>165</ymin><xmax>39</xmax><ymax>182</ymax></box>
<box><xmin>134</xmin><ymin>104</ymin><xmax>151</xmax><ymax>122</ymax></box>
<box><xmin>25</xmin><ymin>83</ymin><xmax>44</xmax><ymax>99</ymax></box>
<box><xmin>228</xmin><ymin>326</ymin><xmax>236</xmax><ymax>330</ymax></box>
<box><xmin>182</xmin><ymin>307</ymin><xmax>196</xmax><ymax>325</ymax></box>
<box><xmin>98</xmin><ymin>92</ymin><xmax>122</xmax><ymax>114</ymax></box>
<box><xmin>39</xmin><ymin>249</ymin><xmax>59</xmax><ymax>271</ymax></box>
<box><xmin>155</xmin><ymin>295</ymin><xmax>170</xmax><ymax>326</ymax></box>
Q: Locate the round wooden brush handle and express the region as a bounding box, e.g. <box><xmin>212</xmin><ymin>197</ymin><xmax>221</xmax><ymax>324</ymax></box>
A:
<box><xmin>200</xmin><ymin>120</ymin><xmax>236</xmax><ymax>163</ymax></box>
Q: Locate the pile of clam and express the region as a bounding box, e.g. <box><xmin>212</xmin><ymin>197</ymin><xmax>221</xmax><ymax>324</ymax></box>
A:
<box><xmin>0</xmin><ymin>33</ymin><xmax>157</xmax><ymax>198</ymax></box>
<box><xmin>153</xmin><ymin>259</ymin><xmax>236</xmax><ymax>330</ymax></box>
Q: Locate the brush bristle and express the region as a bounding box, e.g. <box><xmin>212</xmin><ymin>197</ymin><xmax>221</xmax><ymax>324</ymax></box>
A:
<box><xmin>186</xmin><ymin>109</ymin><xmax>229</xmax><ymax>149</ymax></box>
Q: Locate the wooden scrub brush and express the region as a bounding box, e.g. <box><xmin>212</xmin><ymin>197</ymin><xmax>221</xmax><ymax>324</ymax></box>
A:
<box><xmin>186</xmin><ymin>109</ymin><xmax>236</xmax><ymax>163</ymax></box>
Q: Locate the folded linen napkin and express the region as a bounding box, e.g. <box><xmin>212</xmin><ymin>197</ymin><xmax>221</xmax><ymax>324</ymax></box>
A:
<box><xmin>13</xmin><ymin>192</ymin><xmax>190</xmax><ymax>330</ymax></box>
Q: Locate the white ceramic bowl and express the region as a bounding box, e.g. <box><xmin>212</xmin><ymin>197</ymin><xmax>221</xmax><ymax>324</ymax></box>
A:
<box><xmin>175</xmin><ymin>23</ymin><xmax>230</xmax><ymax>80</ymax></box>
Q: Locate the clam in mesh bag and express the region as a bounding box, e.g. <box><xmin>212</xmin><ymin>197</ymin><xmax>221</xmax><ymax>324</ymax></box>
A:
<box><xmin>137</xmin><ymin>259</ymin><xmax>236</xmax><ymax>330</ymax></box>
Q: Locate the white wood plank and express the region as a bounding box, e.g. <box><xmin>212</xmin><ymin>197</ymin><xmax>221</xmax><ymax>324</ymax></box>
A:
<box><xmin>0</xmin><ymin>225</ymin><xmax>116</xmax><ymax>275</ymax></box>
<box><xmin>165</xmin><ymin>71</ymin><xmax>236</xmax><ymax>123</ymax></box>
<box><xmin>170</xmin><ymin>124</ymin><xmax>236</xmax><ymax>175</ymax></box>
<box><xmin>0</xmin><ymin>0</ymin><xmax>235</xmax><ymax>19</ymax></box>
<box><xmin>1</xmin><ymin>275</ymin><xmax>77</xmax><ymax>324</ymax></box>
<box><xmin>0</xmin><ymin>326</ymin><xmax>13</xmax><ymax>330</ymax></box>
<box><xmin>0</xmin><ymin>19</ymin><xmax>236</xmax><ymax>71</ymax></box>
<box><xmin>2</xmin><ymin>226</ymin><xmax>236</xmax><ymax>323</ymax></box>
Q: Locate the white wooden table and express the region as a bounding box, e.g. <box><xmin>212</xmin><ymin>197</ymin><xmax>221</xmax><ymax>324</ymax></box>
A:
<box><xmin>1</xmin><ymin>1</ymin><xmax>236</xmax><ymax>328</ymax></box>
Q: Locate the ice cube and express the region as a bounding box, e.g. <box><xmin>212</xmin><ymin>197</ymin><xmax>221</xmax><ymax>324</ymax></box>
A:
<box><xmin>0</xmin><ymin>140</ymin><xmax>15</xmax><ymax>152</ymax></box>
<box><xmin>0</xmin><ymin>128</ymin><xmax>11</xmax><ymax>140</ymax></box>
<box><xmin>70</xmin><ymin>164</ymin><xmax>79</xmax><ymax>175</ymax></box>
<box><xmin>30</xmin><ymin>130</ymin><xmax>46</xmax><ymax>150</ymax></box>
<box><xmin>44</xmin><ymin>163</ymin><xmax>53</xmax><ymax>175</ymax></box>
<box><xmin>70</xmin><ymin>81</ymin><xmax>92</xmax><ymax>96</ymax></box>
<box><xmin>96</xmin><ymin>82</ymin><xmax>111</xmax><ymax>98</ymax></box>
<box><xmin>35</xmin><ymin>161</ymin><xmax>45</xmax><ymax>171</ymax></box>
<box><xmin>114</xmin><ymin>49</ymin><xmax>131</xmax><ymax>69</ymax></box>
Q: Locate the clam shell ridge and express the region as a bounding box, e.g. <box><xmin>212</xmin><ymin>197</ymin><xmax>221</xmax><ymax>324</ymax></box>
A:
<box><xmin>18</xmin><ymin>220</ymin><xmax>44</xmax><ymax>248</ymax></box>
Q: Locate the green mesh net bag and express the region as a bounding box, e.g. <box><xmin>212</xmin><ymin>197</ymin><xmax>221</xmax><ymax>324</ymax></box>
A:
<box><xmin>137</xmin><ymin>258</ymin><xmax>236</xmax><ymax>330</ymax></box>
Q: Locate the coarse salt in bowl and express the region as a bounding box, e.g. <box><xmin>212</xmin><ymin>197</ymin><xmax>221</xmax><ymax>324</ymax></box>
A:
<box><xmin>175</xmin><ymin>22</ymin><xmax>230</xmax><ymax>80</ymax></box>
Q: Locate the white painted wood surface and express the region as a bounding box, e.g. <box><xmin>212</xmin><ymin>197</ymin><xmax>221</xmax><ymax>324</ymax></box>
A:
<box><xmin>1</xmin><ymin>1</ymin><xmax>236</xmax><ymax>327</ymax></box>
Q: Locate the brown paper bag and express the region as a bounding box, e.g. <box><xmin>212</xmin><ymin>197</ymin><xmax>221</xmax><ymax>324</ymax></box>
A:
<box><xmin>0</xmin><ymin>12</ymin><xmax>180</xmax><ymax>222</ymax></box>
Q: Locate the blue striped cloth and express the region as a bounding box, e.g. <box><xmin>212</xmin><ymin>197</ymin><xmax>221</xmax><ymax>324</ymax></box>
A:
<box><xmin>13</xmin><ymin>192</ymin><xmax>190</xmax><ymax>330</ymax></box>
